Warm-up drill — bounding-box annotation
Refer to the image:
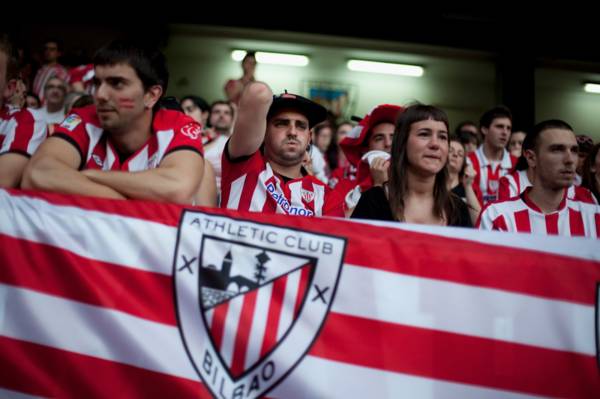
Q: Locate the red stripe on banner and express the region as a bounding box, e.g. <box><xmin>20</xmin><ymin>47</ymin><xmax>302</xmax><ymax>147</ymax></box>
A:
<box><xmin>569</xmin><ymin>208</ymin><xmax>585</xmax><ymax>236</ymax></box>
<box><xmin>311</xmin><ymin>313</ymin><xmax>600</xmax><ymax>398</ymax></box>
<box><xmin>260</xmin><ymin>275</ymin><xmax>288</xmax><ymax>357</ymax></box>
<box><xmin>0</xmin><ymin>336</ymin><xmax>209</xmax><ymax>398</ymax></box>
<box><xmin>0</xmin><ymin>234</ymin><xmax>176</xmax><ymax>325</ymax></box>
<box><xmin>514</xmin><ymin>209</ymin><xmax>531</xmax><ymax>233</ymax></box>
<box><xmin>230</xmin><ymin>289</ymin><xmax>258</xmax><ymax>377</ymax></box>
<box><xmin>596</xmin><ymin>213</ymin><xmax>600</xmax><ymax>238</ymax></box>
<box><xmin>210</xmin><ymin>301</ymin><xmax>230</xmax><ymax>351</ymax></box>
<box><xmin>294</xmin><ymin>265</ymin><xmax>311</xmax><ymax>318</ymax></box>
<box><xmin>341</xmin><ymin>223</ymin><xmax>600</xmax><ymax>306</ymax></box>
<box><xmin>545</xmin><ymin>212</ymin><xmax>559</xmax><ymax>235</ymax></box>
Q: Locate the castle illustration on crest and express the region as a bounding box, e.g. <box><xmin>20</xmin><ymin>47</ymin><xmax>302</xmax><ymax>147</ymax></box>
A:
<box><xmin>199</xmin><ymin>249</ymin><xmax>271</xmax><ymax>308</ymax></box>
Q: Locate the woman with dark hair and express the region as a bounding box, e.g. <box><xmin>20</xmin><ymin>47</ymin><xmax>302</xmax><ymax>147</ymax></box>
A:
<box><xmin>582</xmin><ymin>143</ymin><xmax>600</xmax><ymax>203</ymax></box>
<box><xmin>351</xmin><ymin>104</ymin><xmax>472</xmax><ymax>227</ymax></box>
<box><xmin>448</xmin><ymin>136</ymin><xmax>482</xmax><ymax>224</ymax></box>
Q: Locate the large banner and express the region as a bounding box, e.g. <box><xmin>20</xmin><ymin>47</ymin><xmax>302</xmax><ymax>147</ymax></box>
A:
<box><xmin>0</xmin><ymin>189</ymin><xmax>599</xmax><ymax>398</ymax></box>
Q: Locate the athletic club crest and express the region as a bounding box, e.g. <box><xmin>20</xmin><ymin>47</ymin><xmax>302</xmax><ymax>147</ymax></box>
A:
<box><xmin>174</xmin><ymin>210</ymin><xmax>346</xmax><ymax>398</ymax></box>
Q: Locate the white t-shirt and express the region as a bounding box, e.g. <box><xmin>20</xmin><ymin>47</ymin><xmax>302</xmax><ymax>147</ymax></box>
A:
<box><xmin>40</xmin><ymin>106</ymin><xmax>66</xmax><ymax>125</ymax></box>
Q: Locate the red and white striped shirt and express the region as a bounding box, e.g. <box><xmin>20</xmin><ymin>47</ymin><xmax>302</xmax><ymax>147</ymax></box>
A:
<box><xmin>221</xmin><ymin>148</ymin><xmax>344</xmax><ymax>217</ymax></box>
<box><xmin>467</xmin><ymin>146</ymin><xmax>517</xmax><ymax>206</ymax></box>
<box><xmin>67</xmin><ymin>64</ymin><xmax>95</xmax><ymax>94</ymax></box>
<box><xmin>32</xmin><ymin>64</ymin><xmax>69</xmax><ymax>102</ymax></box>
<box><xmin>498</xmin><ymin>169</ymin><xmax>598</xmax><ymax>204</ymax></box>
<box><xmin>478</xmin><ymin>187</ymin><xmax>600</xmax><ymax>238</ymax></box>
<box><xmin>53</xmin><ymin>105</ymin><xmax>203</xmax><ymax>171</ymax></box>
<box><xmin>0</xmin><ymin>106</ymin><xmax>48</xmax><ymax>157</ymax></box>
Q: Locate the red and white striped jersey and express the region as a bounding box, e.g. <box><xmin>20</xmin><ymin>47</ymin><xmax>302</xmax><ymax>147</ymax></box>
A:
<box><xmin>498</xmin><ymin>169</ymin><xmax>598</xmax><ymax>204</ymax></box>
<box><xmin>221</xmin><ymin>148</ymin><xmax>344</xmax><ymax>217</ymax></box>
<box><xmin>478</xmin><ymin>187</ymin><xmax>600</xmax><ymax>238</ymax></box>
<box><xmin>53</xmin><ymin>105</ymin><xmax>204</xmax><ymax>171</ymax></box>
<box><xmin>467</xmin><ymin>146</ymin><xmax>517</xmax><ymax>206</ymax></box>
<box><xmin>0</xmin><ymin>106</ymin><xmax>48</xmax><ymax>157</ymax></box>
<box><xmin>67</xmin><ymin>64</ymin><xmax>95</xmax><ymax>94</ymax></box>
<box><xmin>32</xmin><ymin>64</ymin><xmax>69</xmax><ymax>102</ymax></box>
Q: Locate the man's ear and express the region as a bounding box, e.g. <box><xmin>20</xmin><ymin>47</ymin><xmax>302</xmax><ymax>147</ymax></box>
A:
<box><xmin>480</xmin><ymin>126</ymin><xmax>488</xmax><ymax>138</ymax></box>
<box><xmin>144</xmin><ymin>85</ymin><xmax>163</xmax><ymax>109</ymax></box>
<box><xmin>524</xmin><ymin>148</ymin><xmax>536</xmax><ymax>169</ymax></box>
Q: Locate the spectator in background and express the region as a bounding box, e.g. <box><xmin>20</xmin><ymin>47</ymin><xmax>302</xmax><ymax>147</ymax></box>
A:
<box><xmin>0</xmin><ymin>34</ymin><xmax>48</xmax><ymax>188</ymax></box>
<box><xmin>39</xmin><ymin>76</ymin><xmax>67</xmax><ymax>125</ymax></box>
<box><xmin>334</xmin><ymin>104</ymin><xmax>403</xmax><ymax>216</ymax></box>
<box><xmin>455</xmin><ymin>120</ymin><xmax>480</xmax><ymax>150</ymax></box>
<box><xmin>508</xmin><ymin>130</ymin><xmax>526</xmax><ymax>158</ymax></box>
<box><xmin>26</xmin><ymin>92</ymin><xmax>41</xmax><ymax>109</ymax></box>
<box><xmin>581</xmin><ymin>143</ymin><xmax>600</xmax><ymax>203</ymax></box>
<box><xmin>352</xmin><ymin>104</ymin><xmax>471</xmax><ymax>227</ymax></box>
<box><xmin>224</xmin><ymin>51</ymin><xmax>256</xmax><ymax>105</ymax></box>
<box><xmin>448</xmin><ymin>136</ymin><xmax>482</xmax><ymax>224</ymax></box>
<box><xmin>467</xmin><ymin>105</ymin><xmax>517</xmax><ymax>206</ymax></box>
<box><xmin>181</xmin><ymin>95</ymin><xmax>210</xmax><ymax>128</ymax></box>
<box><xmin>479</xmin><ymin>120</ymin><xmax>600</xmax><ymax>237</ymax></box>
<box><xmin>203</xmin><ymin>100</ymin><xmax>235</xmax><ymax>198</ymax></box>
<box><xmin>32</xmin><ymin>39</ymin><xmax>69</xmax><ymax>102</ymax></box>
<box><xmin>576</xmin><ymin>134</ymin><xmax>594</xmax><ymax>186</ymax></box>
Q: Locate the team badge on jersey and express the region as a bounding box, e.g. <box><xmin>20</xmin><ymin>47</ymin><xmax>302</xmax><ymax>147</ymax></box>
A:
<box><xmin>60</xmin><ymin>114</ymin><xmax>82</xmax><ymax>131</ymax></box>
<box><xmin>174</xmin><ymin>210</ymin><xmax>346</xmax><ymax>398</ymax></box>
<box><xmin>301</xmin><ymin>189</ymin><xmax>315</xmax><ymax>203</ymax></box>
<box><xmin>181</xmin><ymin>123</ymin><xmax>202</xmax><ymax>140</ymax></box>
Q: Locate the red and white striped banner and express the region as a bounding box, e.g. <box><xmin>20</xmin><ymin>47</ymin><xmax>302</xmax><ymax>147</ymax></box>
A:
<box><xmin>0</xmin><ymin>188</ymin><xmax>599</xmax><ymax>398</ymax></box>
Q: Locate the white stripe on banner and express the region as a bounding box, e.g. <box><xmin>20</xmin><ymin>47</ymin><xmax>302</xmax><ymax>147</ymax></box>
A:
<box><xmin>333</xmin><ymin>264</ymin><xmax>596</xmax><ymax>355</ymax></box>
<box><xmin>0</xmin><ymin>190</ymin><xmax>176</xmax><ymax>275</ymax></box>
<box><xmin>0</xmin><ymin>284</ymin><xmax>198</xmax><ymax>381</ymax></box>
<box><xmin>270</xmin><ymin>356</ymin><xmax>539</xmax><ymax>399</ymax></box>
<box><xmin>0</xmin><ymin>387</ymin><xmax>45</xmax><ymax>399</ymax></box>
<box><xmin>221</xmin><ymin>293</ymin><xmax>245</xmax><ymax>367</ymax></box>
<box><xmin>245</xmin><ymin>282</ymin><xmax>272</xmax><ymax>368</ymax></box>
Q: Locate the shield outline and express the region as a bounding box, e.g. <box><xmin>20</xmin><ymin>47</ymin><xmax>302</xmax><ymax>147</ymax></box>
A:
<box><xmin>173</xmin><ymin>210</ymin><xmax>347</xmax><ymax>399</ymax></box>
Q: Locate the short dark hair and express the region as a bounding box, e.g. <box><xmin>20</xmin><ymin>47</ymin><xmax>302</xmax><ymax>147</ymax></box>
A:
<box><xmin>44</xmin><ymin>38</ymin><xmax>64</xmax><ymax>52</ymax></box>
<box><xmin>93</xmin><ymin>39</ymin><xmax>169</xmax><ymax>94</ymax></box>
<box><xmin>0</xmin><ymin>34</ymin><xmax>19</xmax><ymax>81</ymax></box>
<box><xmin>479</xmin><ymin>105</ymin><xmax>512</xmax><ymax>128</ymax></box>
<box><xmin>243</xmin><ymin>51</ymin><xmax>256</xmax><ymax>62</ymax></box>
<box><xmin>181</xmin><ymin>95</ymin><xmax>210</xmax><ymax>112</ymax></box>
<box><xmin>515</xmin><ymin>119</ymin><xmax>574</xmax><ymax>170</ymax></box>
<box><xmin>210</xmin><ymin>100</ymin><xmax>234</xmax><ymax>116</ymax></box>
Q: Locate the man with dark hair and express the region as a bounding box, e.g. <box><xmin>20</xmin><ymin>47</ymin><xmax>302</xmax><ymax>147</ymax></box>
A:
<box><xmin>221</xmin><ymin>82</ymin><xmax>344</xmax><ymax>216</ymax></box>
<box><xmin>181</xmin><ymin>95</ymin><xmax>210</xmax><ymax>127</ymax></box>
<box><xmin>479</xmin><ymin>119</ymin><xmax>600</xmax><ymax>237</ymax></box>
<box><xmin>204</xmin><ymin>100</ymin><xmax>235</xmax><ymax>194</ymax></box>
<box><xmin>0</xmin><ymin>34</ymin><xmax>48</xmax><ymax>188</ymax></box>
<box><xmin>23</xmin><ymin>40</ymin><xmax>205</xmax><ymax>204</ymax></box>
<box><xmin>468</xmin><ymin>105</ymin><xmax>517</xmax><ymax>205</ymax></box>
<box><xmin>32</xmin><ymin>39</ymin><xmax>69</xmax><ymax>102</ymax></box>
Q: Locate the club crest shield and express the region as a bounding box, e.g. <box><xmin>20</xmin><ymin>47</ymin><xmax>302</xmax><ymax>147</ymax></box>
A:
<box><xmin>174</xmin><ymin>210</ymin><xmax>346</xmax><ymax>398</ymax></box>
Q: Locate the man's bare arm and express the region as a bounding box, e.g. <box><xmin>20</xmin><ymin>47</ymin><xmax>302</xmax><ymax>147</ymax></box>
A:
<box><xmin>82</xmin><ymin>150</ymin><xmax>204</xmax><ymax>204</ymax></box>
<box><xmin>227</xmin><ymin>82</ymin><xmax>273</xmax><ymax>158</ymax></box>
<box><xmin>21</xmin><ymin>136</ymin><xmax>125</xmax><ymax>199</ymax></box>
<box><xmin>0</xmin><ymin>153</ymin><xmax>30</xmax><ymax>188</ymax></box>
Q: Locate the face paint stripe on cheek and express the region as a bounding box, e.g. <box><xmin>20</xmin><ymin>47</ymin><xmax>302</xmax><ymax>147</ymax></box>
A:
<box><xmin>118</xmin><ymin>98</ymin><xmax>136</xmax><ymax>109</ymax></box>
